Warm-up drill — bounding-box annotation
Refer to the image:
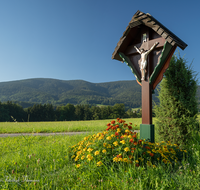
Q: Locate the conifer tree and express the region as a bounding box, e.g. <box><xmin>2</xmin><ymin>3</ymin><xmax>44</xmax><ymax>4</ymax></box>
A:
<box><xmin>154</xmin><ymin>54</ymin><xmax>198</xmax><ymax>146</ymax></box>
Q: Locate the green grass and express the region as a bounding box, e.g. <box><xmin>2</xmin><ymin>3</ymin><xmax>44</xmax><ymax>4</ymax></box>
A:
<box><xmin>0</xmin><ymin>118</ymin><xmax>141</xmax><ymax>134</ymax></box>
<box><xmin>0</xmin><ymin>130</ymin><xmax>200</xmax><ymax>189</ymax></box>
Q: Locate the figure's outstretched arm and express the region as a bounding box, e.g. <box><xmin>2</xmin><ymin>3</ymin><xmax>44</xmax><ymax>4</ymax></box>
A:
<box><xmin>134</xmin><ymin>46</ymin><xmax>141</xmax><ymax>54</ymax></box>
<box><xmin>146</xmin><ymin>42</ymin><xmax>159</xmax><ymax>55</ymax></box>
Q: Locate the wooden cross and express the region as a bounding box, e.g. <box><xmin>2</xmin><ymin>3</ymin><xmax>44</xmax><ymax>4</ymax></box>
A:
<box><xmin>125</xmin><ymin>28</ymin><xmax>165</xmax><ymax>125</ymax></box>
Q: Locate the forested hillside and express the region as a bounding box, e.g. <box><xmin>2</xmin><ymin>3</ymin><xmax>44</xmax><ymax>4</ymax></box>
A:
<box><xmin>0</xmin><ymin>78</ymin><xmax>159</xmax><ymax>108</ymax></box>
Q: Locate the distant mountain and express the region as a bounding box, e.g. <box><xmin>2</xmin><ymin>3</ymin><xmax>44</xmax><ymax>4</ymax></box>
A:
<box><xmin>0</xmin><ymin>78</ymin><xmax>169</xmax><ymax>108</ymax></box>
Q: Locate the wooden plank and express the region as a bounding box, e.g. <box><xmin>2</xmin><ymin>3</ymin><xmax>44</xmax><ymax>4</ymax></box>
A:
<box><xmin>125</xmin><ymin>37</ymin><xmax>165</xmax><ymax>55</ymax></box>
<box><xmin>162</xmin><ymin>32</ymin><xmax>168</xmax><ymax>39</ymax></box>
<box><xmin>157</xmin><ymin>28</ymin><xmax>164</xmax><ymax>35</ymax></box>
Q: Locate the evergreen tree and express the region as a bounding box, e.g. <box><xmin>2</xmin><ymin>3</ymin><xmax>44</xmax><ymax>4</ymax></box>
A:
<box><xmin>154</xmin><ymin>55</ymin><xmax>198</xmax><ymax>146</ymax></box>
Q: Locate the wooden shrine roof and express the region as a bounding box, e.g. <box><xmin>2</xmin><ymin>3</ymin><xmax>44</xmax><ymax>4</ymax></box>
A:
<box><xmin>112</xmin><ymin>10</ymin><xmax>188</xmax><ymax>61</ymax></box>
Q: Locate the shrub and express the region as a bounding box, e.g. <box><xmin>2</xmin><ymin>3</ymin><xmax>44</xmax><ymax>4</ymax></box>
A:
<box><xmin>154</xmin><ymin>55</ymin><xmax>199</xmax><ymax>146</ymax></box>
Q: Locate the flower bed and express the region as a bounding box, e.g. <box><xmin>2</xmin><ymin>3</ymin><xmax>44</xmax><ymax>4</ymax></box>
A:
<box><xmin>68</xmin><ymin>118</ymin><xmax>187</xmax><ymax>169</ymax></box>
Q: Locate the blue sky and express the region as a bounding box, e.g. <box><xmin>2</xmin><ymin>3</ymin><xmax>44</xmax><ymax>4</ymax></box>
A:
<box><xmin>0</xmin><ymin>0</ymin><xmax>199</xmax><ymax>83</ymax></box>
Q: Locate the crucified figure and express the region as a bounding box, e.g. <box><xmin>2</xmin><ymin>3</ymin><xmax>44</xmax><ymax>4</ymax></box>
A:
<box><xmin>134</xmin><ymin>42</ymin><xmax>159</xmax><ymax>80</ymax></box>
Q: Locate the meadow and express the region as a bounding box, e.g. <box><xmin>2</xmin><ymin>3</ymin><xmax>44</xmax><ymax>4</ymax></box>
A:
<box><xmin>0</xmin><ymin>118</ymin><xmax>141</xmax><ymax>134</ymax></box>
<box><xmin>0</xmin><ymin>118</ymin><xmax>200</xmax><ymax>189</ymax></box>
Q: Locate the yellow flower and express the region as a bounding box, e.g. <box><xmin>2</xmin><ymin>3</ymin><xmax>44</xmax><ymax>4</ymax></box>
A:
<box><xmin>118</xmin><ymin>158</ymin><xmax>123</xmax><ymax>162</ymax></box>
<box><xmin>111</xmin><ymin>134</ymin><xmax>115</xmax><ymax>137</ymax></box>
<box><xmin>75</xmin><ymin>156</ymin><xmax>79</xmax><ymax>161</ymax></box>
<box><xmin>83</xmin><ymin>148</ymin><xmax>87</xmax><ymax>152</ymax></box>
<box><xmin>135</xmin><ymin>160</ymin><xmax>139</xmax><ymax>163</ymax></box>
<box><xmin>113</xmin><ymin>141</ymin><xmax>118</xmax><ymax>146</ymax></box>
<box><xmin>97</xmin><ymin>161</ymin><xmax>103</xmax><ymax>166</ymax></box>
<box><xmin>71</xmin><ymin>155</ymin><xmax>75</xmax><ymax>159</ymax></box>
<box><xmin>107</xmin><ymin>144</ymin><xmax>112</xmax><ymax>148</ymax></box>
<box><xmin>103</xmin><ymin>143</ymin><xmax>107</xmax><ymax>147</ymax></box>
<box><xmin>117</xmin><ymin>128</ymin><xmax>121</xmax><ymax>132</ymax></box>
<box><xmin>113</xmin><ymin>157</ymin><xmax>118</xmax><ymax>162</ymax></box>
<box><xmin>125</xmin><ymin>129</ymin><xmax>130</xmax><ymax>133</ymax></box>
<box><xmin>124</xmin><ymin>147</ymin><xmax>130</xmax><ymax>152</ymax></box>
<box><xmin>94</xmin><ymin>151</ymin><xmax>100</xmax><ymax>156</ymax></box>
<box><xmin>76</xmin><ymin>151</ymin><xmax>82</xmax><ymax>156</ymax></box>
<box><xmin>152</xmin><ymin>165</ymin><xmax>156</xmax><ymax>168</ymax></box>
<box><xmin>102</xmin><ymin>149</ymin><xmax>107</xmax><ymax>154</ymax></box>
<box><xmin>120</xmin><ymin>140</ymin><xmax>126</xmax><ymax>144</ymax></box>
<box><xmin>81</xmin><ymin>155</ymin><xmax>85</xmax><ymax>160</ymax></box>
<box><xmin>183</xmin><ymin>150</ymin><xmax>187</xmax><ymax>153</ymax></box>
<box><xmin>128</xmin><ymin>135</ymin><xmax>132</xmax><ymax>139</ymax></box>
<box><xmin>76</xmin><ymin>164</ymin><xmax>81</xmax><ymax>168</ymax></box>
<box><xmin>87</xmin><ymin>154</ymin><xmax>93</xmax><ymax>161</ymax></box>
<box><xmin>123</xmin><ymin>158</ymin><xmax>128</xmax><ymax>162</ymax></box>
<box><xmin>87</xmin><ymin>148</ymin><xmax>93</xmax><ymax>153</ymax></box>
<box><xmin>106</xmin><ymin>136</ymin><xmax>112</xmax><ymax>140</ymax></box>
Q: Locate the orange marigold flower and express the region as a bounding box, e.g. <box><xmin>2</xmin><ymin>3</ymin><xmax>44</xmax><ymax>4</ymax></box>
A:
<box><xmin>119</xmin><ymin>119</ymin><xmax>122</xmax><ymax>123</ymax></box>
<box><xmin>111</xmin><ymin>120</ymin><xmax>115</xmax><ymax>124</ymax></box>
<box><xmin>128</xmin><ymin>126</ymin><xmax>132</xmax><ymax>130</ymax></box>
<box><xmin>117</xmin><ymin>118</ymin><xmax>120</xmax><ymax>122</ymax></box>
<box><xmin>149</xmin><ymin>153</ymin><xmax>154</xmax><ymax>157</ymax></box>
<box><xmin>115</xmin><ymin>125</ymin><xmax>119</xmax><ymax>128</ymax></box>
<box><xmin>115</xmin><ymin>132</ymin><xmax>119</xmax><ymax>136</ymax></box>
<box><xmin>107</xmin><ymin>123</ymin><xmax>111</xmax><ymax>126</ymax></box>
<box><xmin>129</xmin><ymin>139</ymin><xmax>134</xmax><ymax>143</ymax></box>
<box><xmin>133</xmin><ymin>142</ymin><xmax>138</xmax><ymax>146</ymax></box>
<box><xmin>132</xmin><ymin>134</ymin><xmax>137</xmax><ymax>138</ymax></box>
<box><xmin>129</xmin><ymin>122</ymin><xmax>132</xmax><ymax>125</ymax></box>
<box><xmin>145</xmin><ymin>146</ymin><xmax>151</xmax><ymax>150</ymax></box>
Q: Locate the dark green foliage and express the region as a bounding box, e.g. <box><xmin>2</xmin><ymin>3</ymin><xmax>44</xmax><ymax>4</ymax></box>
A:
<box><xmin>154</xmin><ymin>55</ymin><xmax>199</xmax><ymax>146</ymax></box>
<box><xmin>0</xmin><ymin>79</ymin><xmax>146</xmax><ymax>108</ymax></box>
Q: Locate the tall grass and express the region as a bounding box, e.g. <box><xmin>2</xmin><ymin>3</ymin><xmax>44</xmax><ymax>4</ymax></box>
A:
<box><xmin>1</xmin><ymin>129</ymin><xmax>200</xmax><ymax>189</ymax></box>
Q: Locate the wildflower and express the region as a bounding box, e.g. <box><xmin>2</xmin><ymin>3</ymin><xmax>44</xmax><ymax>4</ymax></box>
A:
<box><xmin>87</xmin><ymin>148</ymin><xmax>93</xmax><ymax>153</ymax></box>
<box><xmin>113</xmin><ymin>157</ymin><xmax>118</xmax><ymax>162</ymax></box>
<box><xmin>124</xmin><ymin>147</ymin><xmax>130</xmax><ymax>152</ymax></box>
<box><xmin>87</xmin><ymin>154</ymin><xmax>93</xmax><ymax>161</ymax></box>
<box><xmin>107</xmin><ymin>123</ymin><xmax>111</xmax><ymax>126</ymax></box>
<box><xmin>94</xmin><ymin>151</ymin><xmax>100</xmax><ymax>156</ymax></box>
<box><xmin>120</xmin><ymin>140</ymin><xmax>126</xmax><ymax>144</ymax></box>
<box><xmin>135</xmin><ymin>160</ymin><xmax>139</xmax><ymax>163</ymax></box>
<box><xmin>111</xmin><ymin>120</ymin><xmax>115</xmax><ymax>124</ymax></box>
<box><xmin>97</xmin><ymin>161</ymin><xmax>103</xmax><ymax>166</ymax></box>
<box><xmin>149</xmin><ymin>153</ymin><xmax>154</xmax><ymax>157</ymax></box>
<box><xmin>107</xmin><ymin>144</ymin><xmax>112</xmax><ymax>148</ymax></box>
<box><xmin>117</xmin><ymin>128</ymin><xmax>121</xmax><ymax>132</ymax></box>
<box><xmin>128</xmin><ymin>126</ymin><xmax>132</xmax><ymax>130</ymax></box>
<box><xmin>132</xmin><ymin>134</ymin><xmax>137</xmax><ymax>138</ymax></box>
<box><xmin>113</xmin><ymin>141</ymin><xmax>118</xmax><ymax>146</ymax></box>
<box><xmin>76</xmin><ymin>164</ymin><xmax>81</xmax><ymax>168</ymax></box>
<box><xmin>123</xmin><ymin>158</ymin><xmax>128</xmax><ymax>162</ymax></box>
<box><xmin>129</xmin><ymin>139</ymin><xmax>133</xmax><ymax>143</ymax></box>
<box><xmin>102</xmin><ymin>149</ymin><xmax>107</xmax><ymax>154</ymax></box>
<box><xmin>103</xmin><ymin>143</ymin><xmax>107</xmax><ymax>147</ymax></box>
<box><xmin>115</xmin><ymin>132</ymin><xmax>119</xmax><ymax>136</ymax></box>
<box><xmin>75</xmin><ymin>156</ymin><xmax>79</xmax><ymax>161</ymax></box>
<box><xmin>135</xmin><ymin>163</ymin><xmax>139</xmax><ymax>167</ymax></box>
<box><xmin>152</xmin><ymin>165</ymin><xmax>156</xmax><ymax>168</ymax></box>
<box><xmin>128</xmin><ymin>135</ymin><xmax>132</xmax><ymax>139</ymax></box>
<box><xmin>106</xmin><ymin>136</ymin><xmax>112</xmax><ymax>140</ymax></box>
<box><xmin>81</xmin><ymin>155</ymin><xmax>85</xmax><ymax>160</ymax></box>
<box><xmin>71</xmin><ymin>155</ymin><xmax>75</xmax><ymax>159</ymax></box>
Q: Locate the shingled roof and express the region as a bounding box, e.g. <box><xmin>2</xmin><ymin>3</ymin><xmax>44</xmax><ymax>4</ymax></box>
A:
<box><xmin>112</xmin><ymin>10</ymin><xmax>188</xmax><ymax>61</ymax></box>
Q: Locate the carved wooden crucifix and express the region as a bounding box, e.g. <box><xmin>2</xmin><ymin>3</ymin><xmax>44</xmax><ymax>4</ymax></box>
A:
<box><xmin>112</xmin><ymin>10</ymin><xmax>187</xmax><ymax>142</ymax></box>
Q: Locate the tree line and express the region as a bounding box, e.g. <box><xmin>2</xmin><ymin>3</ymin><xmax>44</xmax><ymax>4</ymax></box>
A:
<box><xmin>0</xmin><ymin>101</ymin><xmax>140</xmax><ymax>122</ymax></box>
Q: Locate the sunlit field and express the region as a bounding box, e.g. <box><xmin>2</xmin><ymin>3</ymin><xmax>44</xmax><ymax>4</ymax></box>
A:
<box><xmin>0</xmin><ymin>118</ymin><xmax>141</xmax><ymax>134</ymax></box>
<box><xmin>0</xmin><ymin>117</ymin><xmax>200</xmax><ymax>189</ymax></box>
